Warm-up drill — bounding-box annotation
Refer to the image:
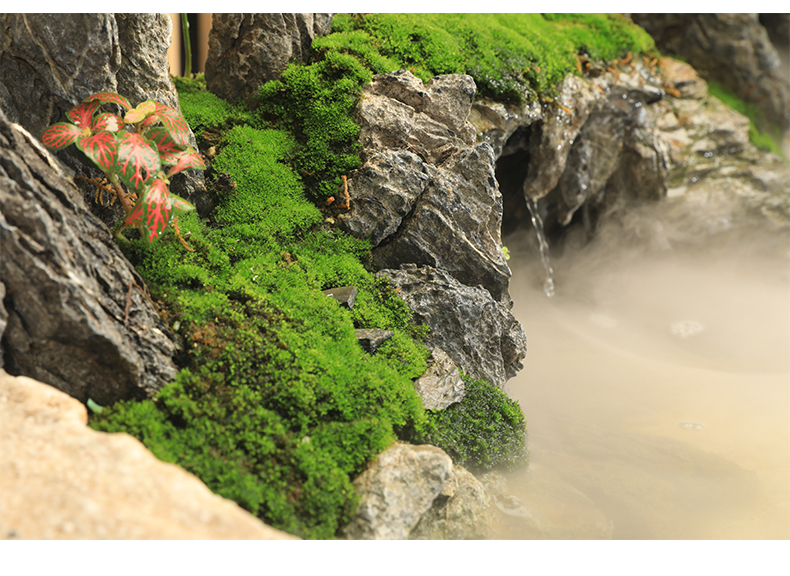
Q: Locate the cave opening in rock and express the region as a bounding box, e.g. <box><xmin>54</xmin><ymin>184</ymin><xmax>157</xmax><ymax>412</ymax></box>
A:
<box><xmin>496</xmin><ymin>125</ymin><xmax>534</xmax><ymax>238</ymax></box>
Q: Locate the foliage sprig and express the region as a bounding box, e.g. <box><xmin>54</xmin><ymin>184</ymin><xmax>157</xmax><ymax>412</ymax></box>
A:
<box><xmin>41</xmin><ymin>92</ymin><xmax>205</xmax><ymax>246</ymax></box>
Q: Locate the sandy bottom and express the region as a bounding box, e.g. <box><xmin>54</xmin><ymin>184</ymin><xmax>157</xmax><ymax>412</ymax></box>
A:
<box><xmin>495</xmin><ymin>224</ymin><xmax>790</xmax><ymax>539</ymax></box>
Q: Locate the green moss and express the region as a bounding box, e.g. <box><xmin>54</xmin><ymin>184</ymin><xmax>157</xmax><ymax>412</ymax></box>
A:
<box><xmin>424</xmin><ymin>374</ymin><xmax>528</xmax><ymax>473</ymax></box>
<box><xmin>707</xmin><ymin>80</ymin><xmax>786</xmax><ymax>159</ymax></box>
<box><xmin>321</xmin><ymin>13</ymin><xmax>655</xmax><ymax>103</ymax></box>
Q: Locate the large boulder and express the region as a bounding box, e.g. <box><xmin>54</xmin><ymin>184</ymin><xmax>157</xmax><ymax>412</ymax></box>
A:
<box><xmin>205</xmin><ymin>13</ymin><xmax>334</xmax><ymax>107</ymax></box>
<box><xmin>0</xmin><ymin>13</ymin><xmax>208</xmax><ymax>220</ymax></box>
<box><xmin>630</xmin><ymin>13</ymin><xmax>790</xmax><ymax>135</ymax></box>
<box><xmin>410</xmin><ymin>464</ymin><xmax>491</xmax><ymax>540</ymax></box>
<box><xmin>0</xmin><ymin>371</ymin><xmax>297</xmax><ymax>539</ymax></box>
<box><xmin>338</xmin><ymin>70</ymin><xmax>513</xmax><ymax>306</ymax></box>
<box><xmin>340</xmin><ymin>442</ymin><xmax>493</xmax><ymax>540</ymax></box>
<box><xmin>379</xmin><ymin>265</ymin><xmax>526</xmax><ymax>389</ymax></box>
<box><xmin>0</xmin><ymin>109</ymin><xmax>177</xmax><ymax>404</ymax></box>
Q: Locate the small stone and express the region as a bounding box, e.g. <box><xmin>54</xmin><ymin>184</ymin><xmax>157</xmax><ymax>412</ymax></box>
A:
<box><xmin>322</xmin><ymin>286</ymin><xmax>358</xmax><ymax>309</ymax></box>
<box><xmin>355</xmin><ymin>329</ymin><xmax>394</xmax><ymax>354</ymax></box>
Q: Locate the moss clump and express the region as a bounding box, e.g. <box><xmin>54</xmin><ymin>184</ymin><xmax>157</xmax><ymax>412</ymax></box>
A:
<box><xmin>707</xmin><ymin>80</ymin><xmax>786</xmax><ymax>159</ymax></box>
<box><xmin>321</xmin><ymin>13</ymin><xmax>655</xmax><ymax>103</ymax></box>
<box><xmin>91</xmin><ymin>74</ymin><xmax>432</xmax><ymax>539</ymax></box>
<box><xmin>256</xmin><ymin>50</ymin><xmax>372</xmax><ymax>200</ymax></box>
<box><xmin>424</xmin><ymin>374</ymin><xmax>528</xmax><ymax>473</ymax></box>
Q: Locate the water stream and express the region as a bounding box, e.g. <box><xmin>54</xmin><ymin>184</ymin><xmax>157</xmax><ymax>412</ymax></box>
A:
<box><xmin>495</xmin><ymin>216</ymin><xmax>790</xmax><ymax>539</ymax></box>
<box><xmin>525</xmin><ymin>196</ymin><xmax>555</xmax><ymax>298</ymax></box>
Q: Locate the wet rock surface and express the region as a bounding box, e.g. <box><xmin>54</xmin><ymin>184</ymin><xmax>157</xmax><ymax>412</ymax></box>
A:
<box><xmin>0</xmin><ymin>371</ymin><xmax>296</xmax><ymax>539</ymax></box>
<box><xmin>0</xmin><ymin>109</ymin><xmax>176</xmax><ymax>404</ymax></box>
<box><xmin>205</xmin><ymin>13</ymin><xmax>333</xmax><ymax>107</ymax></box>
<box><xmin>379</xmin><ymin>265</ymin><xmax>526</xmax><ymax>389</ymax></box>
<box><xmin>0</xmin><ymin>13</ymin><xmax>208</xmax><ymax>223</ymax></box>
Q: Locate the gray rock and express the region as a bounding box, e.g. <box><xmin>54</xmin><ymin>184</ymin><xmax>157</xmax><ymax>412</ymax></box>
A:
<box><xmin>344</xmin><ymin>70</ymin><xmax>514</xmax><ymax>306</ymax></box>
<box><xmin>0</xmin><ymin>14</ymin><xmax>209</xmax><ymax>223</ymax></box>
<box><xmin>413</xmin><ymin>348</ymin><xmax>465</xmax><ymax>411</ymax></box>
<box><xmin>372</xmin><ymin>143</ymin><xmax>512</xmax><ymax>304</ymax></box>
<box><xmin>521</xmin><ymin>74</ymin><xmax>605</xmax><ymax>201</ymax></box>
<box><xmin>322</xmin><ymin>285</ymin><xmax>358</xmax><ymax>309</ymax></box>
<box><xmin>631</xmin><ymin>13</ymin><xmax>790</xmax><ymax>133</ymax></box>
<box><xmin>335</xmin><ymin>149</ymin><xmax>431</xmax><ymax>247</ymax></box>
<box><xmin>468</xmin><ymin>97</ymin><xmax>543</xmax><ymax>159</ymax></box>
<box><xmin>340</xmin><ymin>442</ymin><xmax>453</xmax><ymax>540</ymax></box>
<box><xmin>410</xmin><ymin>464</ymin><xmax>491</xmax><ymax>540</ymax></box>
<box><xmin>355</xmin><ymin>329</ymin><xmax>394</xmax><ymax>354</ymax></box>
<box><xmin>0</xmin><ymin>109</ymin><xmax>177</xmax><ymax>405</ymax></box>
<box><xmin>379</xmin><ymin>265</ymin><xmax>526</xmax><ymax>389</ymax></box>
<box><xmin>204</xmin><ymin>13</ymin><xmax>334</xmax><ymax>107</ymax></box>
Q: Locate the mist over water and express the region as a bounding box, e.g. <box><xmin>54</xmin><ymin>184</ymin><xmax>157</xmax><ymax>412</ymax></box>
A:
<box><xmin>497</xmin><ymin>211</ymin><xmax>790</xmax><ymax>539</ymax></box>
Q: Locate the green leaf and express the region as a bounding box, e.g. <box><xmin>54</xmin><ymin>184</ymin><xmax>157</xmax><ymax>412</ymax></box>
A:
<box><xmin>125</xmin><ymin>100</ymin><xmax>157</xmax><ymax>124</ymax></box>
<box><xmin>76</xmin><ymin>131</ymin><xmax>118</xmax><ymax>174</ymax></box>
<box><xmin>152</xmin><ymin>102</ymin><xmax>190</xmax><ymax>148</ymax></box>
<box><xmin>67</xmin><ymin>100</ymin><xmax>100</xmax><ymax>128</ymax></box>
<box><xmin>166</xmin><ymin>148</ymin><xmax>206</xmax><ymax>176</ymax></box>
<box><xmin>91</xmin><ymin>112</ymin><xmax>125</xmax><ymax>132</ymax></box>
<box><xmin>116</xmin><ymin>132</ymin><xmax>160</xmax><ymax>193</ymax></box>
<box><xmin>84</xmin><ymin>92</ymin><xmax>132</xmax><ymax>110</ymax></box>
<box><xmin>41</xmin><ymin>122</ymin><xmax>81</xmax><ymax>149</ymax></box>
<box><xmin>145</xmin><ymin>126</ymin><xmax>183</xmax><ymax>164</ymax></box>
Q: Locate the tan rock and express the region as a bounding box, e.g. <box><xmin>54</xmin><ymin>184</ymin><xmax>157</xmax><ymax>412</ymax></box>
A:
<box><xmin>0</xmin><ymin>371</ymin><xmax>297</xmax><ymax>540</ymax></box>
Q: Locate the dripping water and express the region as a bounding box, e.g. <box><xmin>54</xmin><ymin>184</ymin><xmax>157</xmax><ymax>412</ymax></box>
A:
<box><xmin>525</xmin><ymin>196</ymin><xmax>555</xmax><ymax>297</ymax></box>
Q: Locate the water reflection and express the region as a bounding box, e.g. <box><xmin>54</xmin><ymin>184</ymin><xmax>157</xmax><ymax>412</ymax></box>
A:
<box><xmin>498</xmin><ymin>221</ymin><xmax>790</xmax><ymax>539</ymax></box>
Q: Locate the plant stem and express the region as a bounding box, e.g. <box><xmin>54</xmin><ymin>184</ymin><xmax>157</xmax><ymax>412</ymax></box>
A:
<box><xmin>181</xmin><ymin>13</ymin><xmax>192</xmax><ymax>78</ymax></box>
<box><xmin>108</xmin><ymin>173</ymin><xmax>134</xmax><ymax>214</ymax></box>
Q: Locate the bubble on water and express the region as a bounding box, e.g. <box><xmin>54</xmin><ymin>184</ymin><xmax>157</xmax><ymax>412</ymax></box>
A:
<box><xmin>670</xmin><ymin>320</ymin><xmax>705</xmax><ymax>338</ymax></box>
<box><xmin>678</xmin><ymin>421</ymin><xmax>705</xmax><ymax>430</ymax></box>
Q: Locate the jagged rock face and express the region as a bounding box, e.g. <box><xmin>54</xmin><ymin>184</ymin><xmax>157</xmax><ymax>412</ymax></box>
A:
<box><xmin>631</xmin><ymin>13</ymin><xmax>790</xmax><ymax>134</ymax></box>
<box><xmin>340</xmin><ymin>70</ymin><xmax>512</xmax><ymax>305</ymax></box>
<box><xmin>379</xmin><ymin>265</ymin><xmax>526</xmax><ymax>389</ymax></box>
<box><xmin>0</xmin><ymin>13</ymin><xmax>208</xmax><ymax>220</ymax></box>
<box><xmin>205</xmin><ymin>13</ymin><xmax>333</xmax><ymax>107</ymax></box>
<box><xmin>0</xmin><ymin>110</ymin><xmax>177</xmax><ymax>404</ymax></box>
<box><xmin>413</xmin><ymin>347</ymin><xmax>465</xmax><ymax>411</ymax></box>
<box><xmin>521</xmin><ymin>75</ymin><xmax>605</xmax><ymax>202</ymax></box>
<box><xmin>341</xmin><ymin>442</ymin><xmax>492</xmax><ymax>540</ymax></box>
<box><xmin>0</xmin><ymin>371</ymin><xmax>297</xmax><ymax>539</ymax></box>
<box><xmin>410</xmin><ymin>465</ymin><xmax>491</xmax><ymax>540</ymax></box>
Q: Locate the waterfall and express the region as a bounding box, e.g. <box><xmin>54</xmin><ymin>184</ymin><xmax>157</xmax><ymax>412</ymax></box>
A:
<box><xmin>525</xmin><ymin>196</ymin><xmax>555</xmax><ymax>297</ymax></box>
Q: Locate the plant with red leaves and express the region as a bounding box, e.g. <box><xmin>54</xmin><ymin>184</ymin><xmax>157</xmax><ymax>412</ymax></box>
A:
<box><xmin>41</xmin><ymin>92</ymin><xmax>205</xmax><ymax>248</ymax></box>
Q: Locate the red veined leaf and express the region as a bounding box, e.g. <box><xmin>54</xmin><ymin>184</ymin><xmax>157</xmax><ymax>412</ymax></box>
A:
<box><xmin>170</xmin><ymin>193</ymin><xmax>196</xmax><ymax>216</ymax></box>
<box><xmin>125</xmin><ymin>100</ymin><xmax>157</xmax><ymax>124</ymax></box>
<box><xmin>123</xmin><ymin>198</ymin><xmax>144</xmax><ymax>227</ymax></box>
<box><xmin>144</xmin><ymin>126</ymin><xmax>182</xmax><ymax>164</ymax></box>
<box><xmin>116</xmin><ymin>132</ymin><xmax>160</xmax><ymax>193</ymax></box>
<box><xmin>84</xmin><ymin>92</ymin><xmax>132</xmax><ymax>110</ymax></box>
<box><xmin>152</xmin><ymin>102</ymin><xmax>190</xmax><ymax>148</ymax></box>
<box><xmin>41</xmin><ymin>122</ymin><xmax>81</xmax><ymax>149</ymax></box>
<box><xmin>141</xmin><ymin>115</ymin><xmax>160</xmax><ymax>130</ymax></box>
<box><xmin>67</xmin><ymin>100</ymin><xmax>100</xmax><ymax>128</ymax></box>
<box><xmin>76</xmin><ymin>131</ymin><xmax>118</xmax><ymax>173</ymax></box>
<box><xmin>91</xmin><ymin>112</ymin><xmax>125</xmax><ymax>132</ymax></box>
<box><xmin>139</xmin><ymin>179</ymin><xmax>172</xmax><ymax>242</ymax></box>
<box><xmin>167</xmin><ymin>148</ymin><xmax>206</xmax><ymax>176</ymax></box>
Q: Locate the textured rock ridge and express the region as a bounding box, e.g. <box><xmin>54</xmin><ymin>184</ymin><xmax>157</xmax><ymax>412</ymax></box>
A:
<box><xmin>0</xmin><ymin>109</ymin><xmax>177</xmax><ymax>404</ymax></box>
<box><xmin>0</xmin><ymin>371</ymin><xmax>297</xmax><ymax>539</ymax></box>
<box><xmin>0</xmin><ymin>13</ymin><xmax>207</xmax><ymax>221</ymax></box>
<box><xmin>205</xmin><ymin>13</ymin><xmax>334</xmax><ymax>106</ymax></box>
